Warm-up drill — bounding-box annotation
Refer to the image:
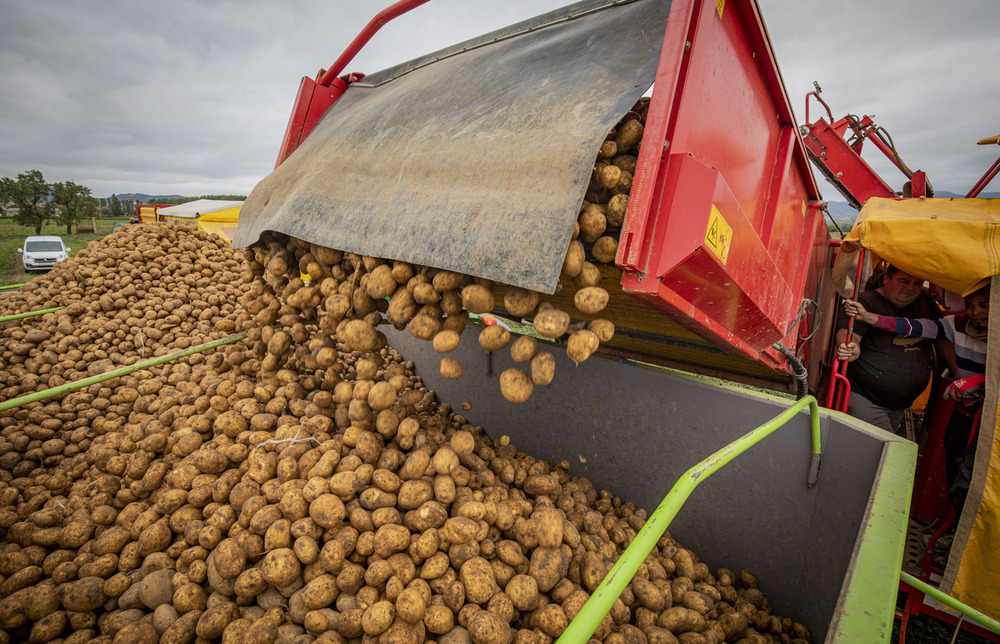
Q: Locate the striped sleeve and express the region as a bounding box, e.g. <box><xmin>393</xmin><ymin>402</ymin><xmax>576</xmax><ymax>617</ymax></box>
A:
<box><xmin>874</xmin><ymin>314</ymin><xmax>955</xmax><ymax>341</ymax></box>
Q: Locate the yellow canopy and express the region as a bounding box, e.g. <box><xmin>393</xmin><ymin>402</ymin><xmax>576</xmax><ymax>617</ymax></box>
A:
<box><xmin>835</xmin><ymin>197</ymin><xmax>1000</xmax><ymax>619</ymax></box>
<box><xmin>840</xmin><ymin>197</ymin><xmax>1000</xmax><ymax>296</ymax></box>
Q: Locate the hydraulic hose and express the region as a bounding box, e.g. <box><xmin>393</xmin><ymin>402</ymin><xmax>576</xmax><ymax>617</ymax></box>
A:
<box><xmin>774</xmin><ymin>342</ymin><xmax>809</xmax><ymax>400</ymax></box>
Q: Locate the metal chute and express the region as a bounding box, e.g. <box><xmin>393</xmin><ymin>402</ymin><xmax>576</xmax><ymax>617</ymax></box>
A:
<box><xmin>233</xmin><ymin>0</ymin><xmax>668</xmax><ymax>294</ymax></box>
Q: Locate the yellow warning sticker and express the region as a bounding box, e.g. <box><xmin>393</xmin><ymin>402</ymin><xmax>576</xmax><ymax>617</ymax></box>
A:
<box><xmin>705</xmin><ymin>205</ymin><xmax>733</xmax><ymax>264</ymax></box>
<box><xmin>716</xmin><ymin>0</ymin><xmax>725</xmax><ymax>18</ymax></box>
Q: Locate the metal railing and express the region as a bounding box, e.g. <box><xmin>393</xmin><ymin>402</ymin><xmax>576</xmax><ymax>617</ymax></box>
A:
<box><xmin>557</xmin><ymin>395</ymin><xmax>822</xmax><ymax>643</ymax></box>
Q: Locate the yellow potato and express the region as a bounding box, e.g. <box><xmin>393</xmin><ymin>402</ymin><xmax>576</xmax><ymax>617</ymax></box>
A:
<box><xmin>500</xmin><ymin>368</ymin><xmax>534</xmax><ymax>403</ymax></box>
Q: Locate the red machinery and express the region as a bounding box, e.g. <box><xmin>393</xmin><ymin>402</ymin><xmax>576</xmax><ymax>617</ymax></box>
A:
<box><xmin>801</xmin><ymin>85</ymin><xmax>930</xmax><ymax>208</ymax></box>
<box><xmin>255</xmin><ymin>0</ymin><xmax>831</xmax><ymax>385</ymax></box>
<box><xmin>803</xmin><ymin>88</ymin><xmax>1000</xmax><ymax>642</ymax></box>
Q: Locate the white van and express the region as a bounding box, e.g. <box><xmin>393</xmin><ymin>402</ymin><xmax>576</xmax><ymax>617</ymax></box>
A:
<box><xmin>18</xmin><ymin>236</ymin><xmax>70</xmax><ymax>271</ymax></box>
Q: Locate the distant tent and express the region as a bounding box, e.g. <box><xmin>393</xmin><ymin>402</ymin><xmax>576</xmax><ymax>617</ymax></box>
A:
<box><xmin>157</xmin><ymin>199</ymin><xmax>243</xmax><ymax>243</ymax></box>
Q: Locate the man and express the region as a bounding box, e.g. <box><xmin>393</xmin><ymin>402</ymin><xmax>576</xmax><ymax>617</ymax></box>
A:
<box><xmin>835</xmin><ymin>266</ymin><xmax>942</xmax><ymax>435</ymax></box>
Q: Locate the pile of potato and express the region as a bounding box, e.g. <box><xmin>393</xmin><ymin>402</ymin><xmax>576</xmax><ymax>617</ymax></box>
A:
<box><xmin>242</xmin><ymin>100</ymin><xmax>652</xmax><ymax>404</ymax></box>
<box><xmin>0</xmin><ymin>145</ymin><xmax>812</xmax><ymax>642</ymax></box>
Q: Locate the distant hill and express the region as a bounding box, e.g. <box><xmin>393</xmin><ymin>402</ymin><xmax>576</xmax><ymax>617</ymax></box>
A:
<box><xmin>102</xmin><ymin>193</ymin><xmax>186</xmax><ymax>202</ymax></box>
<box><xmin>822</xmin><ymin>190</ymin><xmax>1000</xmax><ymax>232</ymax></box>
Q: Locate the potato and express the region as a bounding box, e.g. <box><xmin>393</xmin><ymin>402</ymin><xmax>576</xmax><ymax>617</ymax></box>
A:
<box><xmin>562</xmin><ymin>239</ymin><xmax>586</xmax><ymax>278</ymax></box>
<box><xmin>395</xmin><ymin>587</ymin><xmax>426</xmax><ymax>624</ymax></box>
<box><xmin>613</xmin><ymin>153</ymin><xmax>638</xmax><ymax>174</ymax></box>
<box><xmin>503</xmin><ymin>288</ymin><xmax>540</xmax><ymax>317</ymax></box>
<box><xmin>423</xmin><ymin>604</ymin><xmax>455</xmax><ymax>635</ymax></box>
<box><xmin>432</xmin><ymin>270</ymin><xmax>468</xmax><ymax>292</ymax></box>
<box><xmin>578</xmin><ymin>204</ymin><xmax>608</xmax><ymax>244</ymax></box>
<box><xmin>532</xmin><ymin>308</ymin><xmax>570</xmax><ymax>339</ymax></box>
<box><xmin>362</xmin><ymin>600</ymin><xmax>396</xmax><ymax>636</ymax></box>
<box><xmin>339</xmin><ymin>319</ymin><xmax>379</xmax><ymax>352</ymax></box>
<box><xmin>460</xmin><ymin>557</ymin><xmax>500</xmax><ymax>605</ymax></box>
<box><xmin>408</xmin><ymin>313</ymin><xmax>441</xmax><ymax>341</ymax></box>
<box><xmin>213</xmin><ymin>538</ymin><xmax>246</xmax><ymax>579</ymax></box>
<box><xmin>592</xmin><ymin>236</ymin><xmax>619</xmax><ymax>264</ymax></box>
<box><xmin>441</xmin><ymin>358</ymin><xmax>463</xmax><ymax>379</ymax></box>
<box><xmin>468</xmin><ymin>609</ymin><xmax>511</xmax><ymax>644</ymax></box>
<box><xmin>530</xmin><ymin>352</ymin><xmax>555</xmax><ymax>386</ymax></box>
<box><xmin>260</xmin><ymin>548</ymin><xmax>301</xmax><ymax>588</ymax></box>
<box><xmin>658</xmin><ymin>606</ymin><xmax>706</xmax><ymax>634</ymax></box>
<box><xmin>598</xmin><ymin>165</ymin><xmax>622</xmax><ymax>190</ymax></box>
<box><xmin>461</xmin><ymin>284</ymin><xmax>495</xmax><ymax>314</ymax></box>
<box><xmin>478</xmin><ymin>325</ymin><xmax>511</xmax><ymax>352</ymax></box>
<box><xmin>574</xmin><ymin>287</ymin><xmax>609</xmax><ymax>315</ymax></box>
<box><xmin>607</xmin><ymin>193</ymin><xmax>630</xmax><ymax>227</ymax></box>
<box><xmin>566</xmin><ymin>329</ymin><xmax>599</xmax><ymax>365</ymax></box>
<box><xmin>367</xmin><ymin>264</ymin><xmax>397</xmax><ymax>299</ymax></box>
<box><xmin>113</xmin><ymin>621</ymin><xmax>159</xmax><ymax>644</ymax></box>
<box><xmin>528</xmin><ymin>546</ymin><xmax>570</xmax><ymax>593</ymax></box>
<box><xmin>433</xmin><ymin>330</ymin><xmax>461</xmax><ymax>353</ymax></box>
<box><xmin>60</xmin><ymin>576</ymin><xmax>107</xmax><ymax>612</ymax></box>
<box><xmin>509</xmin><ymin>335</ymin><xmax>537</xmax><ymax>363</ymax></box>
<box><xmin>531</xmin><ymin>603</ymin><xmax>569</xmax><ymax>638</ymax></box>
<box><xmin>310</xmin><ymin>494</ymin><xmax>346</xmax><ymax>528</ymax></box>
<box><xmin>368</xmin><ymin>381</ymin><xmax>398</xmax><ymax>411</ymax></box>
<box><xmin>572</xmin><ymin>262</ymin><xmax>602</xmax><ymax>288</ymax></box>
<box><xmin>499</xmin><ymin>368</ymin><xmax>533</xmax><ymax>403</ymax></box>
<box><xmin>197</xmin><ymin>602</ymin><xmax>241</xmax><ymax>639</ymax></box>
<box><xmin>597</xmin><ymin>140</ymin><xmax>617</xmax><ymax>160</ymax></box>
<box><xmin>588</xmin><ymin>319</ymin><xmax>615</xmax><ymax>343</ymax></box>
<box><xmin>616</xmin><ymin>119</ymin><xmax>644</xmax><ymax>151</ymax></box>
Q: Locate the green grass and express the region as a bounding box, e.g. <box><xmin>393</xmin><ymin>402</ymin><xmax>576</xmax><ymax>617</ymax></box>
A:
<box><xmin>0</xmin><ymin>217</ymin><xmax>130</xmax><ymax>287</ymax></box>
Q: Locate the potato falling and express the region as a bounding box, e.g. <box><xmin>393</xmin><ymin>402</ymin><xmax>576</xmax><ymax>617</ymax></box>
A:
<box><xmin>0</xmin><ymin>104</ymin><xmax>810</xmax><ymax>643</ymax></box>
<box><xmin>242</xmin><ymin>99</ymin><xmax>659</xmax><ymax>405</ymax></box>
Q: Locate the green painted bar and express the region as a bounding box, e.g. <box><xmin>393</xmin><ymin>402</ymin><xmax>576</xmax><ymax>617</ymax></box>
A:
<box><xmin>0</xmin><ymin>283</ymin><xmax>26</xmax><ymax>292</ymax></box>
<box><xmin>0</xmin><ymin>306</ymin><xmax>64</xmax><ymax>322</ymax></box>
<box><xmin>557</xmin><ymin>396</ymin><xmax>822</xmax><ymax>643</ymax></box>
<box><xmin>900</xmin><ymin>572</ymin><xmax>1000</xmax><ymax>636</ymax></box>
<box><xmin>0</xmin><ymin>333</ymin><xmax>246</xmax><ymax>413</ymax></box>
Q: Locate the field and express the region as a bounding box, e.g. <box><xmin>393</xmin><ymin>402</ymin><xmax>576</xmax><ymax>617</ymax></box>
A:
<box><xmin>0</xmin><ymin>216</ymin><xmax>129</xmax><ymax>287</ymax></box>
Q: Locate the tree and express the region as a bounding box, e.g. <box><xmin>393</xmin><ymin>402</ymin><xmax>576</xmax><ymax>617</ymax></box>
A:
<box><xmin>51</xmin><ymin>181</ymin><xmax>94</xmax><ymax>234</ymax></box>
<box><xmin>5</xmin><ymin>170</ymin><xmax>56</xmax><ymax>234</ymax></box>
<box><xmin>0</xmin><ymin>177</ymin><xmax>13</xmax><ymax>217</ymax></box>
<box><xmin>109</xmin><ymin>194</ymin><xmax>124</xmax><ymax>218</ymax></box>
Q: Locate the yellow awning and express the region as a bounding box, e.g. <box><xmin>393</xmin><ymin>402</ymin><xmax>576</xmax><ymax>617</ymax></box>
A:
<box><xmin>840</xmin><ymin>197</ymin><xmax>1000</xmax><ymax>296</ymax></box>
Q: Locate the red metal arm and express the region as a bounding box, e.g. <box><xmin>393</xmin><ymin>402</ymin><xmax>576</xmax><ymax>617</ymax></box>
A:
<box><xmin>318</xmin><ymin>0</ymin><xmax>432</xmax><ymax>86</ymax></box>
<box><xmin>967</xmin><ymin>135</ymin><xmax>1000</xmax><ymax>198</ymax></box>
<box><xmin>276</xmin><ymin>0</ymin><xmax>432</xmax><ymax>166</ymax></box>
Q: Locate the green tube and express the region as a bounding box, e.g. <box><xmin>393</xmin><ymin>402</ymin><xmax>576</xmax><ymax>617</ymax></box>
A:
<box><xmin>0</xmin><ymin>306</ymin><xmax>64</xmax><ymax>322</ymax></box>
<box><xmin>900</xmin><ymin>571</ymin><xmax>1000</xmax><ymax>635</ymax></box>
<box><xmin>0</xmin><ymin>283</ymin><xmax>26</xmax><ymax>291</ymax></box>
<box><xmin>0</xmin><ymin>332</ymin><xmax>246</xmax><ymax>413</ymax></box>
<box><xmin>557</xmin><ymin>396</ymin><xmax>822</xmax><ymax>644</ymax></box>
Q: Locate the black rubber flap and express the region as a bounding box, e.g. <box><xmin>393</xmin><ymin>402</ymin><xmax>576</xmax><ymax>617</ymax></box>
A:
<box><xmin>234</xmin><ymin>0</ymin><xmax>668</xmax><ymax>293</ymax></box>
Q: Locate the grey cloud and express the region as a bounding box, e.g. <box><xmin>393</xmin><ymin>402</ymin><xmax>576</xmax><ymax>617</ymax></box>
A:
<box><xmin>1</xmin><ymin>0</ymin><xmax>998</xmax><ymax>198</ymax></box>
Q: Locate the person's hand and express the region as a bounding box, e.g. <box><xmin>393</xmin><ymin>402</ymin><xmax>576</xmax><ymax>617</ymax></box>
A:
<box><xmin>836</xmin><ymin>341</ymin><xmax>860</xmax><ymax>362</ymax></box>
<box><xmin>944</xmin><ymin>374</ymin><xmax>986</xmax><ymax>401</ymax></box>
<box><xmin>844</xmin><ymin>300</ymin><xmax>874</xmax><ymax>324</ymax></box>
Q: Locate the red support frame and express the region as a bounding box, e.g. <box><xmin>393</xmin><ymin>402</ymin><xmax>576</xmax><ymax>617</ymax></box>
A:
<box><xmin>615</xmin><ymin>0</ymin><xmax>827</xmax><ymax>369</ymax></box>
<box><xmin>275</xmin><ymin>0</ymin><xmax>432</xmax><ymax>167</ymax></box>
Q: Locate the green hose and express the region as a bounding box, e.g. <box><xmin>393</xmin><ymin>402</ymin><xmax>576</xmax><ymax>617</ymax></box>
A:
<box><xmin>0</xmin><ymin>332</ymin><xmax>246</xmax><ymax>413</ymax></box>
<box><xmin>0</xmin><ymin>307</ymin><xmax>64</xmax><ymax>322</ymax></box>
<box><xmin>0</xmin><ymin>283</ymin><xmax>26</xmax><ymax>292</ymax></box>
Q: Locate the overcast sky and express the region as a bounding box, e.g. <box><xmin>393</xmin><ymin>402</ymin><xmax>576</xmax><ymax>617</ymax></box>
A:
<box><xmin>0</xmin><ymin>0</ymin><xmax>997</xmax><ymax>201</ymax></box>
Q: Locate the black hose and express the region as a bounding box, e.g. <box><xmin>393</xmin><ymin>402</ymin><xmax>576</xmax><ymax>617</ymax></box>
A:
<box><xmin>774</xmin><ymin>342</ymin><xmax>809</xmax><ymax>400</ymax></box>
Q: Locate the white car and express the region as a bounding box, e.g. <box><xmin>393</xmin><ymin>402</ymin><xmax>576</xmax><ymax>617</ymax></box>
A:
<box><xmin>18</xmin><ymin>236</ymin><xmax>70</xmax><ymax>272</ymax></box>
